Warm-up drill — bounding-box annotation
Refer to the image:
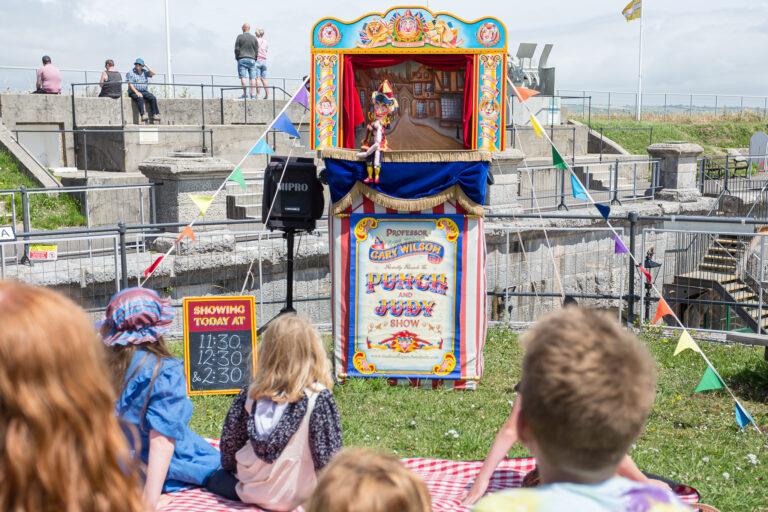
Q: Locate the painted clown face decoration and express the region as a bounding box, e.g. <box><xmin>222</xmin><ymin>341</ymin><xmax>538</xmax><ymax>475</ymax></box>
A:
<box><xmin>317</xmin><ymin>94</ymin><xmax>336</xmax><ymax>117</ymax></box>
<box><xmin>476</xmin><ymin>22</ymin><xmax>500</xmax><ymax>47</ymax></box>
<box><xmin>479</xmin><ymin>97</ymin><xmax>499</xmax><ymax>120</ymax></box>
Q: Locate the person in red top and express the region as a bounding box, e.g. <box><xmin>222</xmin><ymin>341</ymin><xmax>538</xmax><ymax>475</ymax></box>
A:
<box><xmin>34</xmin><ymin>55</ymin><xmax>62</xmax><ymax>94</ymax></box>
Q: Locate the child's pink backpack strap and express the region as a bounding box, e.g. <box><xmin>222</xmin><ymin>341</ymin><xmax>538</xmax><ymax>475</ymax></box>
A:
<box><xmin>235</xmin><ymin>388</ymin><xmax>322</xmax><ymax>511</ymax></box>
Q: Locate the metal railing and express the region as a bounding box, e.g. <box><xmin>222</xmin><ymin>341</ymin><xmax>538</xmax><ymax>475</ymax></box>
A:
<box><xmin>9</xmin><ymin>127</ymin><xmax>215</xmax><ymax>174</ymax></box>
<box><xmin>558</xmin><ymin>89</ymin><xmax>768</xmax><ymax>118</ymax></box>
<box><xmin>0</xmin><ymin>65</ymin><xmax>302</xmax><ymax>99</ymax></box>
<box><xmin>514</xmin><ymin>158</ymin><xmax>660</xmax><ymax>211</ymax></box>
<box><xmin>66</xmin><ymin>81</ymin><xmax>307</xmax><ymax>134</ymax></box>
<box><xmin>3</xmin><ymin>212</ymin><xmax>767</xmax><ymax>336</ymax></box>
<box><xmin>0</xmin><ymin>183</ymin><xmax>156</xmax><ymax>231</ymax></box>
<box><xmin>641</xmin><ymin>227</ymin><xmax>767</xmax><ymax>333</ymax></box>
<box><xmin>698</xmin><ymin>154</ymin><xmax>768</xmax><ymax>218</ymax></box>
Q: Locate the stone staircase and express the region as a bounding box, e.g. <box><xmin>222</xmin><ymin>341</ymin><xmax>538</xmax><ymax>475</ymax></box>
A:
<box><xmin>225</xmin><ymin>170</ymin><xmax>264</xmax><ymax>222</ymax></box>
<box><xmin>673</xmin><ymin>234</ymin><xmax>768</xmax><ymax>332</ymax></box>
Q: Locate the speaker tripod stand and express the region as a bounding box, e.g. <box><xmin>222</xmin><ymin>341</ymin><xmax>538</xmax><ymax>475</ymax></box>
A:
<box><xmin>256</xmin><ymin>228</ymin><xmax>297</xmax><ymax>336</ymax></box>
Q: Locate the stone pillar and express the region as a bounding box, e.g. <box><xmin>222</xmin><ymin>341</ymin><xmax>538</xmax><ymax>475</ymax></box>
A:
<box><xmin>487</xmin><ymin>148</ymin><xmax>525</xmax><ymax>215</ymax></box>
<box><xmin>139</xmin><ymin>152</ymin><xmax>236</xmax><ymax>253</ymax></box>
<box><xmin>647</xmin><ymin>142</ymin><xmax>703</xmax><ymax>202</ymax></box>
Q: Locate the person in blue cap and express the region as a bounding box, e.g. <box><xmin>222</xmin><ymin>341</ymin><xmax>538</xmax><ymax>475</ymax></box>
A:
<box><xmin>126</xmin><ymin>58</ymin><xmax>161</xmax><ymax>124</ymax></box>
<box><xmin>99</xmin><ymin>287</ymin><xmax>219</xmax><ymax>509</ymax></box>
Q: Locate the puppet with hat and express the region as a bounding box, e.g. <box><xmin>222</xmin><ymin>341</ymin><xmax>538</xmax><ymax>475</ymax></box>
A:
<box><xmin>357</xmin><ymin>80</ymin><xmax>398</xmax><ymax>184</ymax></box>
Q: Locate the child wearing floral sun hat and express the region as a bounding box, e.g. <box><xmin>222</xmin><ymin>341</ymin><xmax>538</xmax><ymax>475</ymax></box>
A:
<box><xmin>100</xmin><ymin>287</ymin><xmax>219</xmax><ymax>510</ymax></box>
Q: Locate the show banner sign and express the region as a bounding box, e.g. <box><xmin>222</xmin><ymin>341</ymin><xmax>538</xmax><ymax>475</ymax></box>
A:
<box><xmin>183</xmin><ymin>296</ymin><xmax>257</xmax><ymax>395</ymax></box>
<box><xmin>349</xmin><ymin>214</ymin><xmax>463</xmax><ymax>379</ymax></box>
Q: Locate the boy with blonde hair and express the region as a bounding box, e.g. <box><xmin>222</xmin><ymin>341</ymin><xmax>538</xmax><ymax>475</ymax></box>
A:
<box><xmin>475</xmin><ymin>308</ymin><xmax>688</xmax><ymax>511</ymax></box>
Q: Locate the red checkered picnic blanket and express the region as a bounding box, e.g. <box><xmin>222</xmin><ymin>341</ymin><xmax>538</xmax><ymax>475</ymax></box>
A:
<box><xmin>163</xmin><ymin>442</ymin><xmax>700</xmax><ymax>511</ymax></box>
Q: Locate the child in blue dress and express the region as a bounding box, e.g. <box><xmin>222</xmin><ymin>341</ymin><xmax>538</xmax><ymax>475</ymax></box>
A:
<box><xmin>100</xmin><ymin>287</ymin><xmax>220</xmax><ymax>509</ymax></box>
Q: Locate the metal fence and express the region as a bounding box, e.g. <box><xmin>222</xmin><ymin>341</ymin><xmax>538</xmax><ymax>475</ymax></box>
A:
<box><xmin>0</xmin><ymin>65</ymin><xmax>303</xmax><ymax>99</ymax></box>
<box><xmin>641</xmin><ymin>227</ymin><xmax>766</xmax><ymax>334</ymax></box>
<box><xmin>698</xmin><ymin>154</ymin><xmax>768</xmax><ymax>218</ymax></box>
<box><xmin>3</xmin><ymin>212</ymin><xmax>768</xmax><ymax>337</ymax></box>
<box><xmin>558</xmin><ymin>89</ymin><xmax>768</xmax><ymax>118</ymax></box>
<box><xmin>0</xmin><ymin>183</ymin><xmax>156</xmax><ymax>231</ymax></box>
<box><xmin>514</xmin><ymin>158</ymin><xmax>660</xmax><ymax>211</ymax></box>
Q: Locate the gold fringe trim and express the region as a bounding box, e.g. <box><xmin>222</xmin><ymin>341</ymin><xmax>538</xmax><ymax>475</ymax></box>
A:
<box><xmin>319</xmin><ymin>148</ymin><xmax>493</xmax><ymax>163</ymax></box>
<box><xmin>332</xmin><ymin>182</ymin><xmax>485</xmax><ymax>217</ymax></box>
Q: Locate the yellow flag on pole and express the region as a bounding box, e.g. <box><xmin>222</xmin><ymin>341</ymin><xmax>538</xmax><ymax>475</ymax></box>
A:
<box><xmin>674</xmin><ymin>330</ymin><xmax>701</xmax><ymax>356</ymax></box>
<box><xmin>530</xmin><ymin>114</ymin><xmax>544</xmax><ymax>138</ymax></box>
<box><xmin>622</xmin><ymin>0</ymin><xmax>642</xmax><ymax>21</ymax></box>
<box><xmin>188</xmin><ymin>194</ymin><xmax>214</xmax><ymax>215</ymax></box>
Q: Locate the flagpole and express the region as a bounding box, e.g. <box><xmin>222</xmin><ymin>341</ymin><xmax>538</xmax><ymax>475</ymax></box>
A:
<box><xmin>164</xmin><ymin>0</ymin><xmax>174</xmax><ymax>98</ymax></box>
<box><xmin>635</xmin><ymin>2</ymin><xmax>644</xmax><ymax>121</ymax></box>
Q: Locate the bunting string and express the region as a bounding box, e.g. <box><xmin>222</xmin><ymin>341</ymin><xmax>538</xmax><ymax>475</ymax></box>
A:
<box><xmin>506</xmin><ymin>72</ymin><xmax>762</xmax><ymax>433</ymax></box>
<box><xmin>138</xmin><ymin>77</ymin><xmax>310</xmax><ymax>287</ymax></box>
<box><xmin>240</xmin><ymin>107</ymin><xmax>309</xmax><ymax>323</ymax></box>
<box><xmin>502</xmin><ymin>93</ymin><xmax>565</xmax><ymax>301</ymax></box>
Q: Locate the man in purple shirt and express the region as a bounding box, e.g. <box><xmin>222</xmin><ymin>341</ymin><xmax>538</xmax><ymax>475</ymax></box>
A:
<box><xmin>34</xmin><ymin>56</ymin><xmax>62</xmax><ymax>94</ymax></box>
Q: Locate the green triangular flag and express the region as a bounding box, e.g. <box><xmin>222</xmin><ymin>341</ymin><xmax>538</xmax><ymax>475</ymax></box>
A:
<box><xmin>228</xmin><ymin>166</ymin><xmax>247</xmax><ymax>191</ymax></box>
<box><xmin>552</xmin><ymin>146</ymin><xmax>567</xmax><ymax>170</ymax></box>
<box><xmin>694</xmin><ymin>366</ymin><xmax>724</xmax><ymax>393</ymax></box>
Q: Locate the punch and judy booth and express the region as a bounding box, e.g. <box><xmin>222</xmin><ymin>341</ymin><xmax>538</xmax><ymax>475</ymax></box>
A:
<box><xmin>311</xmin><ymin>7</ymin><xmax>506</xmax><ymax>389</ymax></box>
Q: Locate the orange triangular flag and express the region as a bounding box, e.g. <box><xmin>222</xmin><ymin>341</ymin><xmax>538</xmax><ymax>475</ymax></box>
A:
<box><xmin>653</xmin><ymin>297</ymin><xmax>673</xmax><ymax>324</ymax></box>
<box><xmin>513</xmin><ymin>86</ymin><xmax>540</xmax><ymax>102</ymax></box>
<box><xmin>176</xmin><ymin>225</ymin><xmax>196</xmax><ymax>243</ymax></box>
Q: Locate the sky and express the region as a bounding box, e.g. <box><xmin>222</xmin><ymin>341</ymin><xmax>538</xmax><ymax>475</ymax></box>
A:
<box><xmin>1</xmin><ymin>0</ymin><xmax>767</xmax><ymax>98</ymax></box>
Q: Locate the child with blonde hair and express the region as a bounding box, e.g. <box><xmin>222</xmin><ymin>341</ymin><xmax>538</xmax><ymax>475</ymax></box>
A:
<box><xmin>306</xmin><ymin>448</ymin><xmax>432</xmax><ymax>512</ymax></box>
<box><xmin>206</xmin><ymin>313</ymin><xmax>342</xmax><ymax>510</ymax></box>
<box><xmin>474</xmin><ymin>308</ymin><xmax>688</xmax><ymax>511</ymax></box>
<box><xmin>100</xmin><ymin>287</ymin><xmax>220</xmax><ymax>510</ymax></box>
<box><xmin>0</xmin><ymin>281</ymin><xmax>144</xmax><ymax>512</ymax></box>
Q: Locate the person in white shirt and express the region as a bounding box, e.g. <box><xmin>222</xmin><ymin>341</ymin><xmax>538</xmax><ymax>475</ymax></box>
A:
<box><xmin>254</xmin><ymin>28</ymin><xmax>269</xmax><ymax>99</ymax></box>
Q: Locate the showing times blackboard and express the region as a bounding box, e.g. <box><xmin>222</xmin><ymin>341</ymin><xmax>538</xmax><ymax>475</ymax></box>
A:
<box><xmin>182</xmin><ymin>296</ymin><xmax>257</xmax><ymax>395</ymax></box>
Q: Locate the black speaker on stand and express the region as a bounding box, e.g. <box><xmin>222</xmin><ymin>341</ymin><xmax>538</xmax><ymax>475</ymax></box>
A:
<box><xmin>257</xmin><ymin>156</ymin><xmax>325</xmax><ymax>335</ymax></box>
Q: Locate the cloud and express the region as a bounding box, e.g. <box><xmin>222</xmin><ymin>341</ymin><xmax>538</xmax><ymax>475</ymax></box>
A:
<box><xmin>0</xmin><ymin>0</ymin><xmax>765</xmax><ymax>97</ymax></box>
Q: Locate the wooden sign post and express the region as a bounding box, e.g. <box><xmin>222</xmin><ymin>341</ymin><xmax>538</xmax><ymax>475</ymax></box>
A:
<box><xmin>183</xmin><ymin>296</ymin><xmax>257</xmax><ymax>395</ymax></box>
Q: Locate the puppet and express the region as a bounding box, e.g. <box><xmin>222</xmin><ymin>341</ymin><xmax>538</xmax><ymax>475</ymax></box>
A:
<box><xmin>357</xmin><ymin>80</ymin><xmax>398</xmax><ymax>184</ymax></box>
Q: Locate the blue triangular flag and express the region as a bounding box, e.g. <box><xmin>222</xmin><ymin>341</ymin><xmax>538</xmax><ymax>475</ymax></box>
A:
<box><xmin>735</xmin><ymin>402</ymin><xmax>753</xmax><ymax>429</ymax></box>
<box><xmin>570</xmin><ymin>174</ymin><xmax>588</xmax><ymax>201</ymax></box>
<box><xmin>272</xmin><ymin>112</ymin><xmax>301</xmax><ymax>138</ymax></box>
<box><xmin>249</xmin><ymin>139</ymin><xmax>274</xmax><ymax>155</ymax></box>
<box><xmin>595</xmin><ymin>203</ymin><xmax>610</xmax><ymax>221</ymax></box>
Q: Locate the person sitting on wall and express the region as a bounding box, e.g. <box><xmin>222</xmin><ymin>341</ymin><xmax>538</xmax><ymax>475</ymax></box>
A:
<box><xmin>126</xmin><ymin>58</ymin><xmax>160</xmax><ymax>124</ymax></box>
<box><xmin>99</xmin><ymin>59</ymin><xmax>122</xmax><ymax>99</ymax></box>
<box><xmin>33</xmin><ymin>55</ymin><xmax>62</xmax><ymax>94</ymax></box>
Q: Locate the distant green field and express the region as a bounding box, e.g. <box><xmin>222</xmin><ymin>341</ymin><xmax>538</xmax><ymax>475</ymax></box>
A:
<box><xmin>172</xmin><ymin>328</ymin><xmax>768</xmax><ymax>511</ymax></box>
<box><xmin>579</xmin><ymin>115</ymin><xmax>768</xmax><ymax>156</ymax></box>
<box><xmin>0</xmin><ymin>150</ymin><xmax>84</xmax><ymax>230</ymax></box>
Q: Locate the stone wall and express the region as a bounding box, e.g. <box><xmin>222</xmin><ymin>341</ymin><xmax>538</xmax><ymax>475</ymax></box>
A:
<box><xmin>0</xmin><ymin>93</ymin><xmax>307</xmax><ymax>171</ymax></box>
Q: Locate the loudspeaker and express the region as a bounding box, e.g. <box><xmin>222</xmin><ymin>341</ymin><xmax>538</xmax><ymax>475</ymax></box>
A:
<box><xmin>261</xmin><ymin>156</ymin><xmax>325</xmax><ymax>232</ymax></box>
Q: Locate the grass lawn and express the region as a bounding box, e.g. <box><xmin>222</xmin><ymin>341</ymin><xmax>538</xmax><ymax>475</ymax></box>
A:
<box><xmin>579</xmin><ymin>115</ymin><xmax>768</xmax><ymax>157</ymax></box>
<box><xmin>0</xmin><ymin>150</ymin><xmax>85</xmax><ymax>230</ymax></box>
<box><xmin>171</xmin><ymin>328</ymin><xmax>768</xmax><ymax>511</ymax></box>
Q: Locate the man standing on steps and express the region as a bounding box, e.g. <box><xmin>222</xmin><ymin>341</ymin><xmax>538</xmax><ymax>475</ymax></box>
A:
<box><xmin>126</xmin><ymin>58</ymin><xmax>160</xmax><ymax>124</ymax></box>
<box><xmin>234</xmin><ymin>23</ymin><xmax>259</xmax><ymax>99</ymax></box>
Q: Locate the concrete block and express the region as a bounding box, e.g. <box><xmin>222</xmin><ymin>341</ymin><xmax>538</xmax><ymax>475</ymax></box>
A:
<box><xmin>139</xmin><ymin>153</ymin><xmax>234</xmax><ymax>229</ymax></box>
<box><xmin>647</xmin><ymin>142</ymin><xmax>704</xmax><ymax>200</ymax></box>
<box><xmin>152</xmin><ymin>230</ymin><xmax>236</xmax><ymax>255</ymax></box>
